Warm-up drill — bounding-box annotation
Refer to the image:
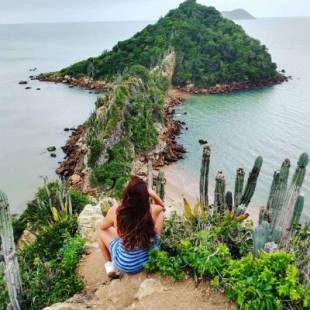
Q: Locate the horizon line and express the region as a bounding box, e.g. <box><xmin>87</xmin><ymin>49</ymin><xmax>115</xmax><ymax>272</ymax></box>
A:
<box><xmin>0</xmin><ymin>15</ymin><xmax>310</xmax><ymax>26</ymax></box>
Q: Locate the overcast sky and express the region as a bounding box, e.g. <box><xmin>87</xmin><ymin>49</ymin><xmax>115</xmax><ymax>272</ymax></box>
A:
<box><xmin>1</xmin><ymin>0</ymin><xmax>310</xmax><ymax>24</ymax></box>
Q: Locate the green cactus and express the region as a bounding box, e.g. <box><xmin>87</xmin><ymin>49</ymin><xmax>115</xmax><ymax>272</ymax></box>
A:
<box><xmin>272</xmin><ymin>226</ymin><xmax>282</xmax><ymax>243</ymax></box>
<box><xmin>276</xmin><ymin>153</ymin><xmax>309</xmax><ymax>240</ymax></box>
<box><xmin>269</xmin><ymin>159</ymin><xmax>291</xmax><ymax>230</ymax></box>
<box><xmin>225</xmin><ymin>191</ymin><xmax>233</xmax><ymax>212</ymax></box>
<box><xmin>258</xmin><ymin>207</ymin><xmax>267</xmax><ymax>225</ymax></box>
<box><xmin>240</xmin><ymin>156</ymin><xmax>263</xmax><ymax>207</ymax></box>
<box><xmin>261</xmin><ymin>220</ymin><xmax>271</xmax><ymax>243</ymax></box>
<box><xmin>290</xmin><ymin>194</ymin><xmax>304</xmax><ymax>228</ymax></box>
<box><xmin>214</xmin><ymin>170</ymin><xmax>226</xmax><ymax>215</ymax></box>
<box><xmin>267</xmin><ymin>170</ymin><xmax>280</xmax><ymax>210</ymax></box>
<box><xmin>156</xmin><ymin>171</ymin><xmax>165</xmax><ymax>201</ymax></box>
<box><xmin>200</xmin><ymin>144</ymin><xmax>211</xmax><ymax>208</ymax></box>
<box><xmin>253</xmin><ymin>225</ymin><xmax>266</xmax><ymax>254</ymax></box>
<box><xmin>234</xmin><ymin>168</ymin><xmax>245</xmax><ymax>210</ymax></box>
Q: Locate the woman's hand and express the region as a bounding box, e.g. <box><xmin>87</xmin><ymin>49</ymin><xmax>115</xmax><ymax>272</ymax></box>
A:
<box><xmin>148</xmin><ymin>189</ymin><xmax>165</xmax><ymax>208</ymax></box>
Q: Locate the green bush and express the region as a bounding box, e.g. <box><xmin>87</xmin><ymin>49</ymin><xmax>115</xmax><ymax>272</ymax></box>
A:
<box><xmin>19</xmin><ymin>217</ymin><xmax>84</xmax><ymax>310</ymax></box>
<box><xmin>146</xmin><ymin>210</ymin><xmax>309</xmax><ymax>309</ymax></box>
<box><xmin>221</xmin><ymin>251</ymin><xmax>309</xmax><ymax>310</ymax></box>
<box><xmin>13</xmin><ymin>181</ymin><xmax>90</xmax><ymax>235</ymax></box>
<box><xmin>69</xmin><ymin>189</ymin><xmax>92</xmax><ymax>214</ymax></box>
<box><xmin>289</xmin><ymin>224</ymin><xmax>310</xmax><ymax>286</ymax></box>
<box><xmin>91</xmin><ymin>139</ymin><xmax>133</xmax><ymax>197</ymax></box>
<box><xmin>144</xmin><ymin>248</ymin><xmax>185</xmax><ymax>281</ymax></box>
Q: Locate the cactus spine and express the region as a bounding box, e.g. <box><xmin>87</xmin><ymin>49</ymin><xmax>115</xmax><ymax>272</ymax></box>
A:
<box><xmin>234</xmin><ymin>168</ymin><xmax>245</xmax><ymax>210</ymax></box>
<box><xmin>156</xmin><ymin>171</ymin><xmax>165</xmax><ymax>201</ymax></box>
<box><xmin>240</xmin><ymin>156</ymin><xmax>263</xmax><ymax>207</ymax></box>
<box><xmin>0</xmin><ymin>191</ymin><xmax>23</xmax><ymax>310</ymax></box>
<box><xmin>200</xmin><ymin>144</ymin><xmax>211</xmax><ymax>208</ymax></box>
<box><xmin>214</xmin><ymin>170</ymin><xmax>226</xmax><ymax>215</ymax></box>
<box><xmin>276</xmin><ymin>153</ymin><xmax>309</xmax><ymax>239</ymax></box>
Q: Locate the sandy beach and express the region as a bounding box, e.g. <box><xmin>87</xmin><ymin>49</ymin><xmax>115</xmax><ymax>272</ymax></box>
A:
<box><xmin>163</xmin><ymin>163</ymin><xmax>260</xmax><ymax>224</ymax></box>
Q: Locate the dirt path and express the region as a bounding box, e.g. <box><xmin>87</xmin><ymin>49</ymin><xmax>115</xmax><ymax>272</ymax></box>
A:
<box><xmin>55</xmin><ymin>246</ymin><xmax>235</xmax><ymax>310</ymax></box>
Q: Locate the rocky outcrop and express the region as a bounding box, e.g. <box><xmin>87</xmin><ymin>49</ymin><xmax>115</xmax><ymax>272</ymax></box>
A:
<box><xmin>17</xmin><ymin>229</ymin><xmax>36</xmax><ymax>248</ymax></box>
<box><xmin>78</xmin><ymin>204</ymin><xmax>103</xmax><ymax>247</ymax></box>
<box><xmin>138</xmin><ymin>89</ymin><xmax>187</xmax><ymax>170</ymax></box>
<box><xmin>36</xmin><ymin>74</ymin><xmax>111</xmax><ymax>90</ymax></box>
<box><xmin>56</xmin><ymin>125</ymin><xmax>86</xmax><ymax>178</ymax></box>
<box><xmin>178</xmin><ymin>74</ymin><xmax>288</xmax><ymax>95</ymax></box>
<box><xmin>77</xmin><ymin>198</ymin><xmax>118</xmax><ymax>248</ymax></box>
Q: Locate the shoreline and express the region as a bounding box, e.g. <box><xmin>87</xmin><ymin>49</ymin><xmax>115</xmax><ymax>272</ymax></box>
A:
<box><xmin>38</xmin><ymin>73</ymin><xmax>288</xmax><ymax>204</ymax></box>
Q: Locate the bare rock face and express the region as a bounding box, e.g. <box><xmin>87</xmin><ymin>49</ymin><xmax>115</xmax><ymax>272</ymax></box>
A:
<box><xmin>17</xmin><ymin>229</ymin><xmax>36</xmax><ymax>248</ymax></box>
<box><xmin>69</xmin><ymin>174</ymin><xmax>82</xmax><ymax>185</ymax></box>
<box><xmin>78</xmin><ymin>204</ymin><xmax>103</xmax><ymax>246</ymax></box>
<box><xmin>78</xmin><ymin>198</ymin><xmax>118</xmax><ymax>246</ymax></box>
<box><xmin>42</xmin><ymin>303</ymin><xmax>83</xmax><ymax>310</ymax></box>
<box><xmin>161</xmin><ymin>51</ymin><xmax>176</xmax><ymax>80</ymax></box>
<box><xmin>135</xmin><ymin>278</ymin><xmax>165</xmax><ymax>301</ymax></box>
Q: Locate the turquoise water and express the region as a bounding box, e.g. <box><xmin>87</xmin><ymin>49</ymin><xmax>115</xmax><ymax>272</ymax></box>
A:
<box><xmin>174</xmin><ymin>18</ymin><xmax>310</xmax><ymax>219</ymax></box>
<box><xmin>0</xmin><ymin>21</ymin><xmax>149</xmax><ymax>213</ymax></box>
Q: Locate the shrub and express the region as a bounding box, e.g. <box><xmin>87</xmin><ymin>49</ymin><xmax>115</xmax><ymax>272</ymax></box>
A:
<box><xmin>13</xmin><ymin>181</ymin><xmax>90</xmax><ymax>235</ymax></box>
<box><xmin>144</xmin><ymin>248</ymin><xmax>185</xmax><ymax>281</ymax></box>
<box><xmin>91</xmin><ymin>139</ymin><xmax>133</xmax><ymax>197</ymax></box>
<box><xmin>69</xmin><ymin>189</ymin><xmax>92</xmax><ymax>214</ymax></box>
<box><xmin>221</xmin><ymin>251</ymin><xmax>309</xmax><ymax>310</ymax></box>
<box><xmin>19</xmin><ymin>218</ymin><xmax>84</xmax><ymax>310</ymax></box>
<box><xmin>289</xmin><ymin>224</ymin><xmax>310</xmax><ymax>286</ymax></box>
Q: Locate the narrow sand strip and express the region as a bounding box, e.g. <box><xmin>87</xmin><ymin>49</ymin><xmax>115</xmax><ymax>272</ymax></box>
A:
<box><xmin>163</xmin><ymin>163</ymin><xmax>259</xmax><ymax>225</ymax></box>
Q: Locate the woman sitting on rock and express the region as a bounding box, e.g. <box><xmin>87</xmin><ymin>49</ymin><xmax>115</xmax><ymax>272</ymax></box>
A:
<box><xmin>97</xmin><ymin>176</ymin><xmax>164</xmax><ymax>277</ymax></box>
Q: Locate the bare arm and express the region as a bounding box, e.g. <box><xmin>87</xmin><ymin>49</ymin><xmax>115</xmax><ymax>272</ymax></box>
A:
<box><xmin>99</xmin><ymin>207</ymin><xmax>115</xmax><ymax>231</ymax></box>
<box><xmin>148</xmin><ymin>189</ymin><xmax>165</xmax><ymax>209</ymax></box>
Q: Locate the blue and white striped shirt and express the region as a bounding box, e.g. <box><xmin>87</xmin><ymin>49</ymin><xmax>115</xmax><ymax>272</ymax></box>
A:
<box><xmin>109</xmin><ymin>235</ymin><xmax>160</xmax><ymax>274</ymax></box>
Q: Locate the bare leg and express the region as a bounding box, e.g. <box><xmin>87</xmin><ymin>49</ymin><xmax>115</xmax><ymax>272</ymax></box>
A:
<box><xmin>97</xmin><ymin>227</ymin><xmax>118</xmax><ymax>262</ymax></box>
<box><xmin>154</xmin><ymin>211</ymin><xmax>164</xmax><ymax>235</ymax></box>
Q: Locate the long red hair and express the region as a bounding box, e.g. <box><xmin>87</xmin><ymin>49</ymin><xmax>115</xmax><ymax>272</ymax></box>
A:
<box><xmin>117</xmin><ymin>176</ymin><xmax>155</xmax><ymax>250</ymax></box>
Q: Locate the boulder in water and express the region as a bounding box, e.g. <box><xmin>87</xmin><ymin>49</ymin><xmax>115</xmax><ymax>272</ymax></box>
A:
<box><xmin>199</xmin><ymin>139</ymin><xmax>208</xmax><ymax>145</ymax></box>
<box><xmin>47</xmin><ymin>146</ymin><xmax>56</xmax><ymax>152</ymax></box>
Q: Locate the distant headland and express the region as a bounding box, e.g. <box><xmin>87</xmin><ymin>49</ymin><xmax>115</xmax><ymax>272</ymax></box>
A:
<box><xmin>222</xmin><ymin>9</ymin><xmax>255</xmax><ymax>20</ymax></box>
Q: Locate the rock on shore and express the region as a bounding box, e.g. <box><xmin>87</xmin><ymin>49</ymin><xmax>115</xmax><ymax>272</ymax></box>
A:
<box><xmin>178</xmin><ymin>74</ymin><xmax>288</xmax><ymax>95</ymax></box>
<box><xmin>36</xmin><ymin>74</ymin><xmax>111</xmax><ymax>90</ymax></box>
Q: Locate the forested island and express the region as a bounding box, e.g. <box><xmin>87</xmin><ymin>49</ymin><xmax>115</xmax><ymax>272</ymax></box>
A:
<box><xmin>44</xmin><ymin>0</ymin><xmax>284</xmax><ymax>89</ymax></box>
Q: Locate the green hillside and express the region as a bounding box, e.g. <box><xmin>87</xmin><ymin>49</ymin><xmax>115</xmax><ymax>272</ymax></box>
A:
<box><xmin>59</xmin><ymin>0</ymin><xmax>278</xmax><ymax>88</ymax></box>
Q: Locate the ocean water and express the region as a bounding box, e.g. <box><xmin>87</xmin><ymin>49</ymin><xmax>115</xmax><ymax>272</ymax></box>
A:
<box><xmin>0</xmin><ymin>21</ymin><xmax>149</xmax><ymax>213</ymax></box>
<box><xmin>174</xmin><ymin>18</ymin><xmax>310</xmax><ymax>219</ymax></box>
<box><xmin>1</xmin><ymin>18</ymin><xmax>309</xmax><ymax>219</ymax></box>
